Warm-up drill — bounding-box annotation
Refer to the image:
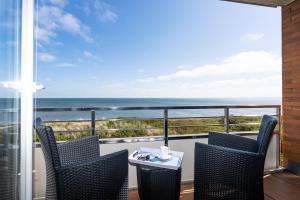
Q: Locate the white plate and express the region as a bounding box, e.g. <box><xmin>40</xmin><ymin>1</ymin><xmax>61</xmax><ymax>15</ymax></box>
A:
<box><xmin>159</xmin><ymin>154</ymin><xmax>172</xmax><ymax>161</ymax></box>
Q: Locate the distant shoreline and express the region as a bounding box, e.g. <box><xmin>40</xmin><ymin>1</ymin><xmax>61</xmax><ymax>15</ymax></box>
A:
<box><xmin>1</xmin><ymin>97</ymin><xmax>281</xmax><ymax>121</ymax></box>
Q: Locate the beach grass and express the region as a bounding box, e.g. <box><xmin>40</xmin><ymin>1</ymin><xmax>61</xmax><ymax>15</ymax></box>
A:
<box><xmin>42</xmin><ymin>116</ymin><xmax>265</xmax><ymax>141</ymax></box>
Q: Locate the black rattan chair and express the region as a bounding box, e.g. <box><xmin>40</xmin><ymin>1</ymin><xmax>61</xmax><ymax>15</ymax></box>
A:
<box><xmin>194</xmin><ymin>115</ymin><xmax>278</xmax><ymax>200</ymax></box>
<box><xmin>35</xmin><ymin>122</ymin><xmax>128</xmax><ymax>200</ymax></box>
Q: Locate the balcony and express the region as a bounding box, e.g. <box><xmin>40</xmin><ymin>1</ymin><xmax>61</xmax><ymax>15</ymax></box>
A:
<box><xmin>29</xmin><ymin>104</ymin><xmax>293</xmax><ymax>199</ymax></box>
<box><xmin>1</xmin><ymin>0</ymin><xmax>300</xmax><ymax>199</ymax></box>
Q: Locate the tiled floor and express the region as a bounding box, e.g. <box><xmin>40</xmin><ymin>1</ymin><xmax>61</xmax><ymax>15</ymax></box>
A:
<box><xmin>129</xmin><ymin>172</ymin><xmax>300</xmax><ymax>200</ymax></box>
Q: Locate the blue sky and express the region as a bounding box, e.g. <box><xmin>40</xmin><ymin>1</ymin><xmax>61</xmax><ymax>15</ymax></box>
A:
<box><xmin>35</xmin><ymin>0</ymin><xmax>282</xmax><ymax>98</ymax></box>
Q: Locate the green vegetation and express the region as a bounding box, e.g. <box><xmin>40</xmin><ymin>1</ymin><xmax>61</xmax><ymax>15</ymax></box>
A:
<box><xmin>43</xmin><ymin>116</ymin><xmax>267</xmax><ymax>141</ymax></box>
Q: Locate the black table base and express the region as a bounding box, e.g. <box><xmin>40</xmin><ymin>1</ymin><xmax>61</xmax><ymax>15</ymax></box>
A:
<box><xmin>136</xmin><ymin>166</ymin><xmax>182</xmax><ymax>200</ymax></box>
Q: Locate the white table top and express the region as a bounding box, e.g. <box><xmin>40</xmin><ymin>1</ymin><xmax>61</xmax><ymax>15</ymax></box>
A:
<box><xmin>128</xmin><ymin>147</ymin><xmax>184</xmax><ymax>170</ymax></box>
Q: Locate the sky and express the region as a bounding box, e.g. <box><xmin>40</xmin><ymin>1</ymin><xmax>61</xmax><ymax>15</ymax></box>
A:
<box><xmin>34</xmin><ymin>0</ymin><xmax>282</xmax><ymax>98</ymax></box>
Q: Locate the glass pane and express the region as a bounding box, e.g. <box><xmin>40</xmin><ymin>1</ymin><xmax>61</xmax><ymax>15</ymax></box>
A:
<box><xmin>0</xmin><ymin>0</ymin><xmax>21</xmax><ymax>199</ymax></box>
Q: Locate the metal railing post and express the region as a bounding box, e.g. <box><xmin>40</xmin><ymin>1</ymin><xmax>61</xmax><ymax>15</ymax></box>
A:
<box><xmin>91</xmin><ymin>110</ymin><xmax>96</xmax><ymax>136</ymax></box>
<box><xmin>224</xmin><ymin>107</ymin><xmax>230</xmax><ymax>133</ymax></box>
<box><xmin>164</xmin><ymin>109</ymin><xmax>169</xmax><ymax>146</ymax></box>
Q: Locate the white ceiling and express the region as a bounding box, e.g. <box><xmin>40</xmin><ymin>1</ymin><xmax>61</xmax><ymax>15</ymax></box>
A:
<box><xmin>222</xmin><ymin>0</ymin><xmax>296</xmax><ymax>7</ymax></box>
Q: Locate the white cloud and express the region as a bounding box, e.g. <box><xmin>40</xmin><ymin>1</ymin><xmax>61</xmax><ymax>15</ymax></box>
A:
<box><xmin>140</xmin><ymin>51</ymin><xmax>280</xmax><ymax>82</ymax></box>
<box><xmin>60</xmin><ymin>13</ymin><xmax>81</xmax><ymax>32</ymax></box>
<box><xmin>83</xmin><ymin>50</ymin><xmax>103</xmax><ymax>62</ymax></box>
<box><xmin>37</xmin><ymin>4</ymin><xmax>93</xmax><ymax>43</ymax></box>
<box><xmin>242</xmin><ymin>33</ymin><xmax>265</xmax><ymax>41</ymax></box>
<box><xmin>56</xmin><ymin>63</ymin><xmax>78</xmax><ymax>67</ymax></box>
<box><xmin>176</xmin><ymin>65</ymin><xmax>193</xmax><ymax>70</ymax></box>
<box><xmin>83</xmin><ymin>51</ymin><xmax>93</xmax><ymax>57</ymax></box>
<box><xmin>106</xmin><ymin>51</ymin><xmax>282</xmax><ymax>98</ymax></box>
<box><xmin>38</xmin><ymin>52</ymin><xmax>56</xmax><ymax>62</ymax></box>
<box><xmin>80</xmin><ymin>0</ymin><xmax>118</xmax><ymax>23</ymax></box>
<box><xmin>60</xmin><ymin>13</ymin><xmax>93</xmax><ymax>42</ymax></box>
<box><xmin>36</xmin><ymin>27</ymin><xmax>56</xmax><ymax>43</ymax></box>
<box><xmin>36</xmin><ymin>0</ymin><xmax>118</xmax><ymax>43</ymax></box>
<box><xmin>94</xmin><ymin>0</ymin><xmax>118</xmax><ymax>22</ymax></box>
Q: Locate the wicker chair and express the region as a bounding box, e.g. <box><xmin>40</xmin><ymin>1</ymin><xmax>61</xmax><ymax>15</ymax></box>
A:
<box><xmin>35</xmin><ymin>122</ymin><xmax>128</xmax><ymax>200</ymax></box>
<box><xmin>194</xmin><ymin>115</ymin><xmax>278</xmax><ymax>200</ymax></box>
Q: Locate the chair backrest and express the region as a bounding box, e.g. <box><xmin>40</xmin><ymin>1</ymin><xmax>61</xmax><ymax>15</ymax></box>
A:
<box><xmin>35</xmin><ymin>122</ymin><xmax>61</xmax><ymax>200</ymax></box>
<box><xmin>257</xmin><ymin>115</ymin><xmax>278</xmax><ymax>155</ymax></box>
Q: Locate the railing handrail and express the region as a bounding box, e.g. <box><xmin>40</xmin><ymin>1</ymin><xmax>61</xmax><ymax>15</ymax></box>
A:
<box><xmin>33</xmin><ymin>104</ymin><xmax>281</xmax><ymax>112</ymax></box>
<box><xmin>31</xmin><ymin>104</ymin><xmax>282</xmax><ymax>145</ymax></box>
<box><xmin>1</xmin><ymin>104</ymin><xmax>281</xmax><ymax>146</ymax></box>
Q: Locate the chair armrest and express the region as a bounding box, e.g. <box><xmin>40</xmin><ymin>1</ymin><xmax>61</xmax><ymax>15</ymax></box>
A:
<box><xmin>208</xmin><ymin>132</ymin><xmax>258</xmax><ymax>153</ymax></box>
<box><xmin>56</xmin><ymin>150</ymin><xmax>128</xmax><ymax>200</ymax></box>
<box><xmin>57</xmin><ymin>136</ymin><xmax>100</xmax><ymax>166</ymax></box>
<box><xmin>194</xmin><ymin>142</ymin><xmax>264</xmax><ymax>200</ymax></box>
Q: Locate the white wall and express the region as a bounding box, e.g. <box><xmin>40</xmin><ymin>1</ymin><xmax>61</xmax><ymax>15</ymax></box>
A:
<box><xmin>33</xmin><ymin>135</ymin><xmax>279</xmax><ymax>199</ymax></box>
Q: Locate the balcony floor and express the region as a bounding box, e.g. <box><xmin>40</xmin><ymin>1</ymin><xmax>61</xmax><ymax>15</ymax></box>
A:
<box><xmin>129</xmin><ymin>172</ymin><xmax>300</xmax><ymax>200</ymax></box>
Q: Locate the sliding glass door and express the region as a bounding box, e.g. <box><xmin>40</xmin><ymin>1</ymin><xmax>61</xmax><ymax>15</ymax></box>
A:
<box><xmin>0</xmin><ymin>0</ymin><xmax>34</xmax><ymax>199</ymax></box>
<box><xmin>0</xmin><ymin>0</ymin><xmax>22</xmax><ymax>199</ymax></box>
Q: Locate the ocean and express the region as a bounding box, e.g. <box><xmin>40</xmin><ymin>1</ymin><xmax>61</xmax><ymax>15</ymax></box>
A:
<box><xmin>0</xmin><ymin>98</ymin><xmax>281</xmax><ymax>121</ymax></box>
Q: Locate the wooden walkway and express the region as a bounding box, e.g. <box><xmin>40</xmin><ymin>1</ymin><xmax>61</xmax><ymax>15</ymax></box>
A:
<box><xmin>129</xmin><ymin>172</ymin><xmax>300</xmax><ymax>200</ymax></box>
